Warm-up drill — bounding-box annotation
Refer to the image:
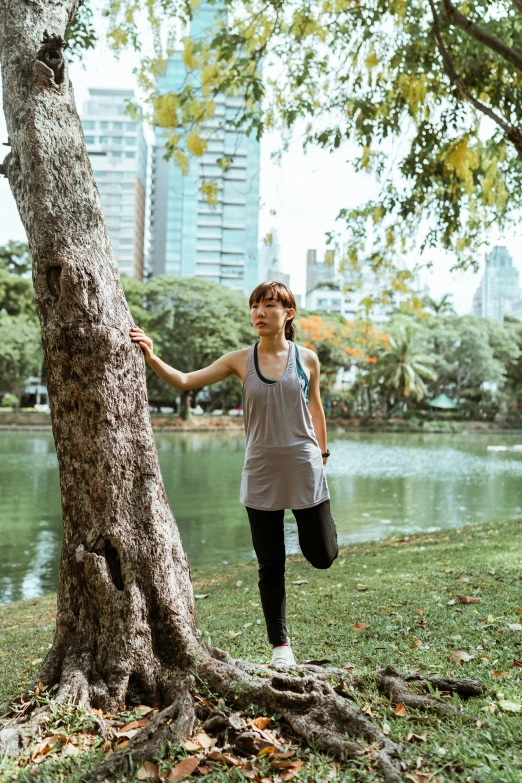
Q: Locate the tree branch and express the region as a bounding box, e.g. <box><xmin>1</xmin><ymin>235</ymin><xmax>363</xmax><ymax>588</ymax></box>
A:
<box><xmin>428</xmin><ymin>0</ymin><xmax>522</xmax><ymax>160</ymax></box>
<box><xmin>513</xmin><ymin>0</ymin><xmax>522</xmax><ymax>16</ymax></box>
<box><xmin>442</xmin><ymin>0</ymin><xmax>522</xmax><ymax>73</ymax></box>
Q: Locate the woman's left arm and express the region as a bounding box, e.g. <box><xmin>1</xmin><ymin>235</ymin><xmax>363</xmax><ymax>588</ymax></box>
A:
<box><xmin>307</xmin><ymin>351</ymin><xmax>328</xmax><ymax>466</ymax></box>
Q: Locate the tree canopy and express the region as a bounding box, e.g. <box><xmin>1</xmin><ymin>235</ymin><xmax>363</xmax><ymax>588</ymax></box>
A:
<box><xmin>95</xmin><ymin>0</ymin><xmax>522</xmax><ymax>292</ymax></box>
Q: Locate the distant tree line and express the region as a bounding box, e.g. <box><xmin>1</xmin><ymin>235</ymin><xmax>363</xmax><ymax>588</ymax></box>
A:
<box><xmin>2</xmin><ymin>242</ymin><xmax>522</xmax><ymax>422</ymax></box>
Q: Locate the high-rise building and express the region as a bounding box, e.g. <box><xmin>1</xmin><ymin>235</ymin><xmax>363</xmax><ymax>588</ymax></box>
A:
<box><xmin>472</xmin><ymin>246</ymin><xmax>520</xmax><ymax>321</ymax></box>
<box><xmin>149</xmin><ymin>1</ymin><xmax>260</xmax><ymax>294</ymax></box>
<box><xmin>80</xmin><ymin>88</ymin><xmax>147</xmax><ymax>280</ymax></box>
<box><xmin>259</xmin><ymin>227</ymin><xmax>280</xmax><ymax>281</ymax></box>
<box><xmin>258</xmin><ymin>228</ymin><xmax>290</xmax><ymax>286</ymax></box>
<box><xmin>306</xmin><ymin>249</ymin><xmax>336</xmax><ymax>294</ymax></box>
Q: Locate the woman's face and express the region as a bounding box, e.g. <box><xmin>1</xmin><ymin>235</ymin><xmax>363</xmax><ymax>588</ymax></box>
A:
<box><xmin>250</xmin><ymin>297</ymin><xmax>294</xmax><ymax>337</ymax></box>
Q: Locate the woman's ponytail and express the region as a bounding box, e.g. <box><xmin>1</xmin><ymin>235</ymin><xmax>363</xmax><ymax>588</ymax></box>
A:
<box><xmin>285</xmin><ymin>318</ymin><xmax>295</xmax><ymax>342</ymax></box>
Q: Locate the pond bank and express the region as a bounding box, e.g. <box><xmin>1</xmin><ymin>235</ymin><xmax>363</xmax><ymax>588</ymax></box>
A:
<box><xmin>1</xmin><ymin>517</ymin><xmax>522</xmax><ymax>780</ymax></box>
<box><xmin>3</xmin><ymin>411</ymin><xmax>522</xmax><ymax>435</ymax></box>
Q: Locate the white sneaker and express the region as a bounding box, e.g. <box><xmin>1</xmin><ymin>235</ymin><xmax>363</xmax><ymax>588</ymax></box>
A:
<box><xmin>270</xmin><ymin>645</ymin><xmax>296</xmax><ymax>668</ymax></box>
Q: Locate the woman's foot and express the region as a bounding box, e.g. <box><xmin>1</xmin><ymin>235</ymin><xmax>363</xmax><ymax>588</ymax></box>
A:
<box><xmin>270</xmin><ymin>644</ymin><xmax>296</xmax><ymax>668</ymax></box>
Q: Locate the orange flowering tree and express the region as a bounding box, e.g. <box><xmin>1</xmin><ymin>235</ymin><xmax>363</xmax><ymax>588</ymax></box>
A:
<box><xmin>296</xmin><ymin>314</ymin><xmax>389</xmax><ymax>413</ymax></box>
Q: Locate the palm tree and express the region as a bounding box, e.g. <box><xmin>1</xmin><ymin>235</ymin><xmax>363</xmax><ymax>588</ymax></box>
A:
<box><xmin>378</xmin><ymin>324</ymin><xmax>437</xmax><ymax>407</ymax></box>
<box><xmin>423</xmin><ymin>294</ymin><xmax>455</xmax><ymax>317</ymax></box>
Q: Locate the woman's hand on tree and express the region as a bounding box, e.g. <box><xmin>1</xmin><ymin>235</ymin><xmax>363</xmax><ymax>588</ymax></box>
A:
<box><xmin>130</xmin><ymin>325</ymin><xmax>154</xmax><ymax>360</ymax></box>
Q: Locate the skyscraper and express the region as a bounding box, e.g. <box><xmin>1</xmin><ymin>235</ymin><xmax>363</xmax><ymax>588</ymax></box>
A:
<box><xmin>80</xmin><ymin>88</ymin><xmax>147</xmax><ymax>280</ymax></box>
<box><xmin>149</xmin><ymin>1</ymin><xmax>261</xmax><ymax>294</ymax></box>
<box><xmin>258</xmin><ymin>227</ymin><xmax>289</xmax><ymax>285</ymax></box>
<box><xmin>306</xmin><ymin>249</ymin><xmax>336</xmax><ymax>294</ymax></box>
<box><xmin>472</xmin><ymin>246</ymin><xmax>520</xmax><ymax>321</ymax></box>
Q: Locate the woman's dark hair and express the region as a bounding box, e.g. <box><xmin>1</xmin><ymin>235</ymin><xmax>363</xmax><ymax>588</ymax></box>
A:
<box><xmin>249</xmin><ymin>281</ymin><xmax>297</xmax><ymax>342</ymax></box>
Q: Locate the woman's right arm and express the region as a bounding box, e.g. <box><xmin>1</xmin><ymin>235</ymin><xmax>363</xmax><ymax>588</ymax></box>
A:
<box><xmin>130</xmin><ymin>326</ymin><xmax>240</xmax><ymax>390</ymax></box>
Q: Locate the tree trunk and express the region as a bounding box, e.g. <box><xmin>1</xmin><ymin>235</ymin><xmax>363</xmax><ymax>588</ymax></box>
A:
<box><xmin>0</xmin><ymin>0</ymin><xmax>197</xmax><ymax>713</ymax></box>
<box><xmin>179</xmin><ymin>389</ymin><xmax>190</xmax><ymax>420</ymax></box>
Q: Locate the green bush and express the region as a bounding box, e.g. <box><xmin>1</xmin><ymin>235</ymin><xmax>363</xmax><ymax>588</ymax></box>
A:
<box><xmin>1</xmin><ymin>393</ymin><xmax>19</xmax><ymax>408</ymax></box>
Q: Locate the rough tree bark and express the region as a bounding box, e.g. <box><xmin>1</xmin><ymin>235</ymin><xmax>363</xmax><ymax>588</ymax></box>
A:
<box><xmin>0</xmin><ymin>2</ymin><xmax>485</xmax><ymax>780</ymax></box>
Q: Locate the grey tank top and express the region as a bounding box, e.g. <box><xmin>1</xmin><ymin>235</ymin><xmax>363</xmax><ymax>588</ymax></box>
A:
<box><xmin>240</xmin><ymin>341</ymin><xmax>330</xmax><ymax>511</ymax></box>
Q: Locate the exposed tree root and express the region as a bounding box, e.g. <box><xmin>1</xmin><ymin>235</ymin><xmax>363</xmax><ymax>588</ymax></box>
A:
<box><xmin>0</xmin><ymin>648</ymin><xmax>486</xmax><ymax>783</ymax></box>
<box><xmin>71</xmin><ymin>648</ymin><xmax>485</xmax><ymax>783</ymax></box>
<box><xmin>85</xmin><ymin>682</ymin><xmax>195</xmax><ymax>783</ymax></box>
<box><xmin>376</xmin><ymin>665</ymin><xmax>486</xmax><ymax>716</ymax></box>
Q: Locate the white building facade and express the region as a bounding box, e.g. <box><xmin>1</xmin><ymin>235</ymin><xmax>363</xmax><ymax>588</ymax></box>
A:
<box><xmin>472</xmin><ymin>246</ymin><xmax>521</xmax><ymax>322</ymax></box>
<box><xmin>80</xmin><ymin>88</ymin><xmax>147</xmax><ymax>281</ymax></box>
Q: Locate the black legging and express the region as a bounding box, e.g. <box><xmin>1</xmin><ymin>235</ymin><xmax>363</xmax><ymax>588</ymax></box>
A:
<box><xmin>246</xmin><ymin>499</ymin><xmax>338</xmax><ymax>645</ymax></box>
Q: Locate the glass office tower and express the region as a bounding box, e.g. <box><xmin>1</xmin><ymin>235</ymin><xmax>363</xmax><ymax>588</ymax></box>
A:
<box><xmin>149</xmin><ymin>1</ymin><xmax>260</xmax><ymax>294</ymax></box>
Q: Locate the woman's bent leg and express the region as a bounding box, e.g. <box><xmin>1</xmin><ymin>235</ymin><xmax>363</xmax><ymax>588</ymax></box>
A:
<box><xmin>246</xmin><ymin>506</ymin><xmax>287</xmax><ymax>645</ymax></box>
<box><xmin>292</xmin><ymin>499</ymin><xmax>338</xmax><ymax>569</ymax></box>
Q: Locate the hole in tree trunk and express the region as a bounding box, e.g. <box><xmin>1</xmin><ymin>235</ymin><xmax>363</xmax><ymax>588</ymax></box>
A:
<box><xmin>93</xmin><ymin>537</ymin><xmax>124</xmax><ymax>591</ymax></box>
<box><xmin>47</xmin><ymin>266</ymin><xmax>62</xmax><ymax>298</ymax></box>
<box><xmin>37</xmin><ymin>32</ymin><xmax>67</xmax><ymax>86</ymax></box>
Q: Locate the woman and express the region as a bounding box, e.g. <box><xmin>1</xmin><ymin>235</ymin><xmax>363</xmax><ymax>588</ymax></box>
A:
<box><xmin>130</xmin><ymin>281</ymin><xmax>338</xmax><ymax>667</ymax></box>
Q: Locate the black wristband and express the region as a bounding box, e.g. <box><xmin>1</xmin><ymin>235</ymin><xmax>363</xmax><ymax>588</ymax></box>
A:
<box><xmin>321</xmin><ymin>449</ymin><xmax>330</xmax><ymax>459</ymax></box>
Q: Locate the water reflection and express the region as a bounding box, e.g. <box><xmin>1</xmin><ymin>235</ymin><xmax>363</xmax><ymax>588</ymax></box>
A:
<box><xmin>1</xmin><ymin>430</ymin><xmax>522</xmax><ymax>605</ymax></box>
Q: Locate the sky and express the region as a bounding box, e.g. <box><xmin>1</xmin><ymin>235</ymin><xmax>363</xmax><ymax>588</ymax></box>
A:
<box><xmin>0</xmin><ymin>33</ymin><xmax>520</xmax><ymax>314</ymax></box>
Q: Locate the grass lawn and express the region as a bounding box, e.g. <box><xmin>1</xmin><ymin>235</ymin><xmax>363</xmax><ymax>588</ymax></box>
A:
<box><xmin>1</xmin><ymin>518</ymin><xmax>522</xmax><ymax>781</ymax></box>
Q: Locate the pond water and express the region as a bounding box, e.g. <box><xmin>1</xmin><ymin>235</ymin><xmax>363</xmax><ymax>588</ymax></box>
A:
<box><xmin>1</xmin><ymin>430</ymin><xmax>522</xmax><ymax>606</ymax></box>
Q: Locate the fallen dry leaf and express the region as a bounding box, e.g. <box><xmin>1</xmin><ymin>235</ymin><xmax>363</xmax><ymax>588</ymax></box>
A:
<box><xmin>207</xmin><ymin>750</ymin><xmax>242</xmax><ymax>766</ymax></box>
<box><xmin>194</xmin><ymin>594</ymin><xmax>209</xmax><ymax>600</ymax></box>
<box><xmin>62</xmin><ymin>742</ymin><xmax>80</xmax><ymax>756</ymax></box>
<box><xmin>344</xmin><ymin>661</ymin><xmax>355</xmax><ymax>670</ymax></box>
<box><xmin>120</xmin><ymin>719</ymin><xmax>149</xmax><ymax>733</ymax></box>
<box><xmin>137</xmin><ymin>761</ymin><xmax>160</xmax><ymax>781</ymax></box>
<box><xmin>252</xmin><ymin>717</ymin><xmax>271</xmax><ymax>730</ymax></box>
<box><xmin>498</xmin><ymin>700</ymin><xmax>522</xmax><ymax>713</ymax></box>
<box><xmin>491</xmin><ymin>670</ymin><xmax>510</xmax><ymax>678</ymax></box>
<box><xmin>513</xmin><ymin>659</ymin><xmax>522</xmax><ymax>668</ymax></box>
<box><xmin>183</xmin><ymin>740</ymin><xmax>201</xmax><ymax>752</ymax></box>
<box><xmin>280</xmin><ymin>761</ymin><xmax>304</xmax><ymax>781</ymax></box>
<box><xmin>407</xmin><ymin>731</ymin><xmax>428</xmax><ymax>743</ymax></box>
<box><xmin>273</xmin><ymin>751</ymin><xmax>296</xmax><ymax>759</ymax></box>
<box><xmin>406</xmin><ymin>774</ymin><xmax>429</xmax><ymax>783</ymax></box>
<box><xmin>292</xmin><ymin>580</ymin><xmax>308</xmax><ymax>585</ymax></box>
<box><xmin>256</xmin><ymin>746</ymin><xmax>276</xmax><ymax>757</ymax></box>
<box><xmin>167</xmin><ymin>757</ymin><xmax>200</xmax><ymax>781</ymax></box>
<box><xmin>31</xmin><ymin>735</ymin><xmax>62</xmax><ymax>760</ymax></box>
<box><xmin>241</xmin><ymin>761</ymin><xmax>257</xmax><ymax>779</ymax></box>
<box><xmin>508</xmin><ymin>623</ymin><xmax>522</xmax><ymax>631</ymax></box>
<box><xmin>395</xmin><ymin>703</ymin><xmax>407</xmax><ymax>717</ymax></box>
<box><xmin>136</xmin><ymin>705</ymin><xmax>154</xmax><ymax>716</ymax></box>
<box><xmin>448</xmin><ymin>650</ymin><xmax>473</xmax><ymax>664</ymax></box>
<box><xmin>411</xmin><ymin>640</ymin><xmax>423</xmax><ymax>649</ymax></box>
<box><xmin>194</xmin><ymin>732</ymin><xmax>216</xmax><ymax>749</ymax></box>
<box><xmin>352</xmin><ymin>623</ymin><xmax>367</xmax><ymax>631</ymax></box>
<box><xmin>455</xmin><ymin>594</ymin><xmax>481</xmax><ymax>605</ymax></box>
